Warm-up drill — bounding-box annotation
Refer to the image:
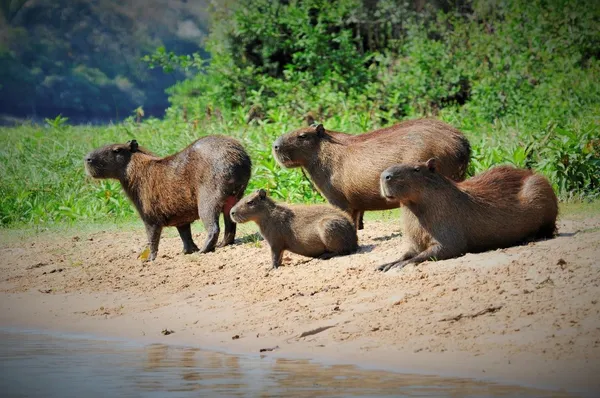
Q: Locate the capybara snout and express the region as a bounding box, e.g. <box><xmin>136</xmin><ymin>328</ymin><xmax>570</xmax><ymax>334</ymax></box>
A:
<box><xmin>85</xmin><ymin>140</ymin><xmax>139</xmax><ymax>179</ymax></box>
<box><xmin>380</xmin><ymin>159</ymin><xmax>437</xmax><ymax>201</ymax></box>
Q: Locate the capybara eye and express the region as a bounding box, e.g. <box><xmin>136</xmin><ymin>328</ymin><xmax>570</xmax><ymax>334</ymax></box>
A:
<box><xmin>247</xmin><ymin>200</ymin><xmax>255</xmax><ymax>206</ymax></box>
<box><xmin>112</xmin><ymin>148</ymin><xmax>121</xmax><ymax>154</ymax></box>
<box><xmin>413</xmin><ymin>167</ymin><xmax>420</xmax><ymax>172</ymax></box>
<box><xmin>298</xmin><ymin>134</ymin><xmax>308</xmax><ymax>140</ymax></box>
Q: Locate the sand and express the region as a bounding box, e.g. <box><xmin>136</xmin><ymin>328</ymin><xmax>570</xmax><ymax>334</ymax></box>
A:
<box><xmin>1</xmin><ymin>213</ymin><xmax>599</xmax><ymax>396</ymax></box>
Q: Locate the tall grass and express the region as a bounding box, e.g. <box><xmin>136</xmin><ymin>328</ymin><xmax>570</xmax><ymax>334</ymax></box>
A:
<box><xmin>1</xmin><ymin>108</ymin><xmax>598</xmax><ymax>227</ymax></box>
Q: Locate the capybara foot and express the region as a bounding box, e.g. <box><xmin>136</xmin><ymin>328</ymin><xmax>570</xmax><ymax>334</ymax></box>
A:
<box><xmin>377</xmin><ymin>260</ymin><xmax>408</xmax><ymax>272</ymax></box>
<box><xmin>199</xmin><ymin>246</ymin><xmax>216</xmax><ymax>254</ymax></box>
<box><xmin>216</xmin><ymin>239</ymin><xmax>234</xmax><ymax>248</ymax></box>
<box><xmin>318</xmin><ymin>252</ymin><xmax>337</xmax><ymax>260</ymax></box>
<box><xmin>183</xmin><ymin>245</ymin><xmax>200</xmax><ymax>254</ymax></box>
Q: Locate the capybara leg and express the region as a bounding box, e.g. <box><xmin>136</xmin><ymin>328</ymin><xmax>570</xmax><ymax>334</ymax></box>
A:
<box><xmin>144</xmin><ymin>222</ymin><xmax>163</xmax><ymax>261</ymax></box>
<box><xmin>218</xmin><ymin>204</ymin><xmax>236</xmax><ymax>247</ymax></box>
<box><xmin>271</xmin><ymin>247</ymin><xmax>284</xmax><ymax>269</ymax></box>
<box><xmin>380</xmin><ymin>243</ymin><xmax>458</xmax><ymax>272</ymax></box>
<box><xmin>351</xmin><ymin>210</ymin><xmax>364</xmax><ymax>231</ymax></box>
<box><xmin>177</xmin><ymin>224</ymin><xmax>199</xmax><ymax>254</ymax></box>
<box><xmin>358</xmin><ymin>212</ymin><xmax>364</xmax><ymax>230</ymax></box>
<box><xmin>318</xmin><ymin>218</ymin><xmax>358</xmax><ymax>256</ymax></box>
<box><xmin>198</xmin><ymin>208</ymin><xmax>220</xmax><ymax>254</ymax></box>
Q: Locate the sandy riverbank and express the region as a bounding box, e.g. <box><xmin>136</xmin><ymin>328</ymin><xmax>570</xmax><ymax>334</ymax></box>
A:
<box><xmin>1</xmin><ymin>212</ymin><xmax>599</xmax><ymax>396</ymax></box>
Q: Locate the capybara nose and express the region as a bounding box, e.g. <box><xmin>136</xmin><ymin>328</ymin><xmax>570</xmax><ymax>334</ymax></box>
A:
<box><xmin>85</xmin><ymin>157</ymin><xmax>93</xmax><ymax>164</ymax></box>
<box><xmin>230</xmin><ymin>210</ymin><xmax>236</xmax><ymax>217</ymax></box>
<box><xmin>273</xmin><ymin>138</ymin><xmax>281</xmax><ymax>151</ymax></box>
<box><xmin>382</xmin><ymin>172</ymin><xmax>392</xmax><ymax>181</ymax></box>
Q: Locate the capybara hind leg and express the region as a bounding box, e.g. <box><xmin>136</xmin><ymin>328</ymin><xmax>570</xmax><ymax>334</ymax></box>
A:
<box><xmin>318</xmin><ymin>218</ymin><xmax>358</xmax><ymax>256</ymax></box>
<box><xmin>177</xmin><ymin>224</ymin><xmax>199</xmax><ymax>254</ymax></box>
<box><xmin>351</xmin><ymin>210</ymin><xmax>364</xmax><ymax>231</ymax></box>
<box><xmin>198</xmin><ymin>206</ymin><xmax>220</xmax><ymax>254</ymax></box>
<box><xmin>218</xmin><ymin>209</ymin><xmax>236</xmax><ymax>247</ymax></box>
<box><xmin>144</xmin><ymin>222</ymin><xmax>163</xmax><ymax>261</ymax></box>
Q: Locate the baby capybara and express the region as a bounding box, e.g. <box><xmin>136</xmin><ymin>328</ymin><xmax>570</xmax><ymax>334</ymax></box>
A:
<box><xmin>272</xmin><ymin>119</ymin><xmax>471</xmax><ymax>230</ymax></box>
<box><xmin>85</xmin><ymin>136</ymin><xmax>251</xmax><ymax>261</ymax></box>
<box><xmin>230</xmin><ymin>189</ymin><xmax>358</xmax><ymax>269</ymax></box>
<box><xmin>378</xmin><ymin>159</ymin><xmax>558</xmax><ymax>271</ymax></box>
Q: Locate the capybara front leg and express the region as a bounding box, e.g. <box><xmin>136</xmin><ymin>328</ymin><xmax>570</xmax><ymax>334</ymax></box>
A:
<box><xmin>198</xmin><ymin>208</ymin><xmax>220</xmax><ymax>254</ymax></box>
<box><xmin>271</xmin><ymin>247</ymin><xmax>284</xmax><ymax>269</ymax></box>
<box><xmin>177</xmin><ymin>223</ymin><xmax>199</xmax><ymax>254</ymax></box>
<box><xmin>144</xmin><ymin>222</ymin><xmax>163</xmax><ymax>261</ymax></box>
<box><xmin>218</xmin><ymin>208</ymin><xmax>236</xmax><ymax>248</ymax></box>
<box><xmin>380</xmin><ymin>243</ymin><xmax>458</xmax><ymax>272</ymax></box>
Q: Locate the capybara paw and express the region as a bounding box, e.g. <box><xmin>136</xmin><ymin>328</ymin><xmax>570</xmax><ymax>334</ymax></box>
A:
<box><xmin>377</xmin><ymin>262</ymin><xmax>394</xmax><ymax>272</ymax></box>
<box><xmin>216</xmin><ymin>240</ymin><xmax>234</xmax><ymax>248</ymax></box>
<box><xmin>183</xmin><ymin>246</ymin><xmax>200</xmax><ymax>255</ymax></box>
<box><xmin>377</xmin><ymin>261</ymin><xmax>407</xmax><ymax>272</ymax></box>
<box><xmin>199</xmin><ymin>247</ymin><xmax>216</xmax><ymax>254</ymax></box>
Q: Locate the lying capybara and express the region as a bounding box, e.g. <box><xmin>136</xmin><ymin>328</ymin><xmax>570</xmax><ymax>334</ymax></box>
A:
<box><xmin>85</xmin><ymin>136</ymin><xmax>251</xmax><ymax>261</ymax></box>
<box><xmin>378</xmin><ymin>159</ymin><xmax>558</xmax><ymax>271</ymax></box>
<box><xmin>272</xmin><ymin>119</ymin><xmax>471</xmax><ymax>230</ymax></box>
<box><xmin>230</xmin><ymin>189</ymin><xmax>358</xmax><ymax>269</ymax></box>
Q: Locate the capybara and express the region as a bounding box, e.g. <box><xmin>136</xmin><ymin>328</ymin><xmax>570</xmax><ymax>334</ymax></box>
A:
<box><xmin>378</xmin><ymin>159</ymin><xmax>558</xmax><ymax>271</ymax></box>
<box><xmin>272</xmin><ymin>118</ymin><xmax>471</xmax><ymax>230</ymax></box>
<box><xmin>85</xmin><ymin>136</ymin><xmax>251</xmax><ymax>261</ymax></box>
<box><xmin>229</xmin><ymin>189</ymin><xmax>358</xmax><ymax>269</ymax></box>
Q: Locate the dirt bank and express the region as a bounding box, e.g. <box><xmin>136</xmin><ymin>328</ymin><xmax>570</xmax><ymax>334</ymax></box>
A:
<box><xmin>1</xmin><ymin>212</ymin><xmax>599</xmax><ymax>396</ymax></box>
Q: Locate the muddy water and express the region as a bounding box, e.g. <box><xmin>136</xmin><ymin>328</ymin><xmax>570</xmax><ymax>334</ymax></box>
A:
<box><xmin>0</xmin><ymin>330</ymin><xmax>571</xmax><ymax>398</ymax></box>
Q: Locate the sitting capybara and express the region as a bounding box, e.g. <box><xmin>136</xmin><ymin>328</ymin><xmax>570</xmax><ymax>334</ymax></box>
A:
<box><xmin>85</xmin><ymin>136</ymin><xmax>251</xmax><ymax>261</ymax></box>
<box><xmin>272</xmin><ymin>118</ymin><xmax>471</xmax><ymax>230</ymax></box>
<box><xmin>378</xmin><ymin>159</ymin><xmax>558</xmax><ymax>271</ymax></box>
<box><xmin>230</xmin><ymin>189</ymin><xmax>358</xmax><ymax>269</ymax></box>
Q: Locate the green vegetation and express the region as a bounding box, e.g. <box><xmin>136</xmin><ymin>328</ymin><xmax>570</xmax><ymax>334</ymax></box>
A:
<box><xmin>0</xmin><ymin>0</ymin><xmax>208</xmax><ymax>122</ymax></box>
<box><xmin>0</xmin><ymin>0</ymin><xmax>599</xmax><ymax>228</ymax></box>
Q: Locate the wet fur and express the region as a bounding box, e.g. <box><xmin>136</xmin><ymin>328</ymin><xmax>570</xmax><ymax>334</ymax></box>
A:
<box><xmin>379</xmin><ymin>162</ymin><xmax>558</xmax><ymax>271</ymax></box>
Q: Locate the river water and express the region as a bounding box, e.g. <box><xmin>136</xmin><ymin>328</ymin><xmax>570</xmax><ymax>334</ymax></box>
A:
<box><xmin>0</xmin><ymin>329</ymin><xmax>572</xmax><ymax>397</ymax></box>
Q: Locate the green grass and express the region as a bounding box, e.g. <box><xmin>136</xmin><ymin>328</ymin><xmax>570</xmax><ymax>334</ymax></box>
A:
<box><xmin>0</xmin><ymin>110</ymin><xmax>598</xmax><ymax>229</ymax></box>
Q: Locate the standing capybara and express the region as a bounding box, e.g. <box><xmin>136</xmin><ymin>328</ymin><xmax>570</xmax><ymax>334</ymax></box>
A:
<box><xmin>272</xmin><ymin>118</ymin><xmax>471</xmax><ymax>230</ymax></box>
<box><xmin>229</xmin><ymin>189</ymin><xmax>358</xmax><ymax>269</ymax></box>
<box><xmin>378</xmin><ymin>159</ymin><xmax>558</xmax><ymax>271</ymax></box>
<box><xmin>85</xmin><ymin>136</ymin><xmax>251</xmax><ymax>261</ymax></box>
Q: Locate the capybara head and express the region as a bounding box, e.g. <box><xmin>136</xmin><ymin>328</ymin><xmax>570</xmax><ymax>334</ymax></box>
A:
<box><xmin>272</xmin><ymin>124</ymin><xmax>326</xmax><ymax>168</ymax></box>
<box><xmin>230</xmin><ymin>189</ymin><xmax>272</xmax><ymax>223</ymax></box>
<box><xmin>381</xmin><ymin>158</ymin><xmax>438</xmax><ymax>203</ymax></box>
<box><xmin>85</xmin><ymin>140</ymin><xmax>140</xmax><ymax>179</ymax></box>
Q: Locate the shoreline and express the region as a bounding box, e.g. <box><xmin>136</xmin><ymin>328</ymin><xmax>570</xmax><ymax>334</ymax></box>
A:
<box><xmin>1</xmin><ymin>215</ymin><xmax>600</xmax><ymax>397</ymax></box>
<box><xmin>0</xmin><ymin>291</ymin><xmax>591</xmax><ymax>396</ymax></box>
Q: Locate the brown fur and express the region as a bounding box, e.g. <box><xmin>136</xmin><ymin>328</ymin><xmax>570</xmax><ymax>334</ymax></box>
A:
<box><xmin>230</xmin><ymin>190</ymin><xmax>358</xmax><ymax>269</ymax></box>
<box><xmin>272</xmin><ymin>118</ymin><xmax>471</xmax><ymax>230</ymax></box>
<box><xmin>85</xmin><ymin>136</ymin><xmax>251</xmax><ymax>260</ymax></box>
<box><xmin>378</xmin><ymin>159</ymin><xmax>559</xmax><ymax>271</ymax></box>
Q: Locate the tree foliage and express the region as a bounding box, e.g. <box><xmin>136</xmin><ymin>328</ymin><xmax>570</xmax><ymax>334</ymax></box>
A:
<box><xmin>0</xmin><ymin>0</ymin><xmax>209</xmax><ymax>122</ymax></box>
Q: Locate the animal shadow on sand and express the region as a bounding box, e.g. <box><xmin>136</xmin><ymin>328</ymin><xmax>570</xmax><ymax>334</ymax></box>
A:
<box><xmin>373</xmin><ymin>232</ymin><xmax>402</xmax><ymax>242</ymax></box>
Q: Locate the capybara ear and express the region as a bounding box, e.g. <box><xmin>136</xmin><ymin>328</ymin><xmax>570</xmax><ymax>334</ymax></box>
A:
<box><xmin>426</xmin><ymin>158</ymin><xmax>437</xmax><ymax>172</ymax></box>
<box><xmin>315</xmin><ymin>124</ymin><xmax>325</xmax><ymax>136</ymax></box>
<box><xmin>258</xmin><ymin>189</ymin><xmax>267</xmax><ymax>199</ymax></box>
<box><xmin>128</xmin><ymin>140</ymin><xmax>139</xmax><ymax>152</ymax></box>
